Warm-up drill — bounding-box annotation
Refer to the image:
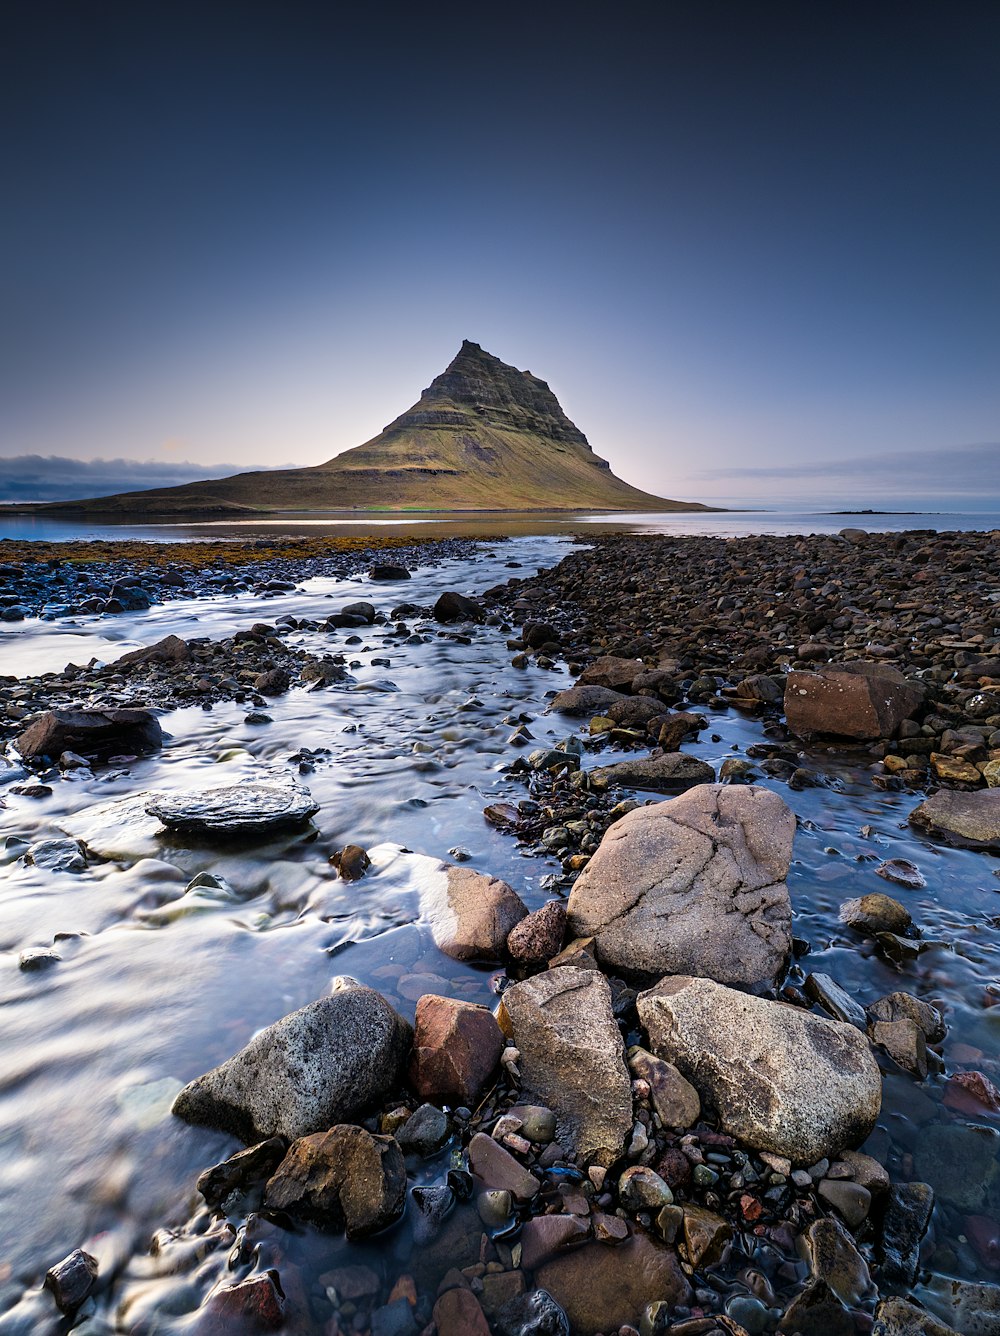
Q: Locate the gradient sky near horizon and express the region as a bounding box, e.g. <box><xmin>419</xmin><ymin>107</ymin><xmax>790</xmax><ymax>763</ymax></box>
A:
<box><xmin>2</xmin><ymin>0</ymin><xmax>998</xmax><ymax>507</ymax></box>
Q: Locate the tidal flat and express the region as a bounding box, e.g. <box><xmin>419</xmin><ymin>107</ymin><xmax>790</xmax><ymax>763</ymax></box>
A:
<box><xmin>1</xmin><ymin>526</ymin><xmax>999</xmax><ymax>1336</ymax></box>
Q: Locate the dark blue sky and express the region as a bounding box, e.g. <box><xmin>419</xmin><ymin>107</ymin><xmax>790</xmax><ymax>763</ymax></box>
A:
<box><xmin>2</xmin><ymin>1</ymin><xmax>998</xmax><ymax>505</ymax></box>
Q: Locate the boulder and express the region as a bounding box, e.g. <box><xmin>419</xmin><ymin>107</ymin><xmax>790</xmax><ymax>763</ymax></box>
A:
<box><xmin>263</xmin><ymin>1125</ymin><xmax>406</xmax><ymax>1238</ymax></box>
<box><xmin>567</xmin><ymin>784</ymin><xmax>794</xmax><ymax>987</ymax></box>
<box><xmin>548</xmin><ymin>684</ymin><xmax>627</xmax><ymax>716</ymax></box>
<box><xmin>409</xmin><ymin>995</ymin><xmax>505</xmax><ymax>1106</ymax></box>
<box><xmin>784</xmin><ymin>663</ymin><xmax>924</xmax><ymax>740</ymax></box>
<box><xmin>254</xmin><ymin>667</ymin><xmax>290</xmax><ymax>695</ymax></box>
<box><xmin>589</xmin><ymin>753</ymin><xmax>716</xmax><ymax>793</ymax></box>
<box><xmin>370</xmin><ymin>564</ymin><xmax>410</xmax><ymax>581</ymax></box>
<box><xmin>534</xmin><ymin>1235</ymin><xmax>690</xmax><ymax>1336</ymax></box>
<box><xmin>44</xmin><ymin>1249</ymin><xmax>98</xmax><ymax>1314</ymax></box>
<box><xmin>434</xmin><ymin>591</ymin><xmax>484</xmax><ymax>622</ymax></box>
<box><xmin>637</xmin><ymin>976</ymin><xmax>882</xmax><ymax>1164</ymax></box>
<box><xmin>421</xmin><ymin>863</ymin><xmax>527</xmax><ymax>961</ymax></box>
<box><xmin>872</xmin><ymin>1298</ymin><xmax>958</xmax><ymax>1336</ymax></box>
<box><xmin>909</xmin><ymin>788</ymin><xmax>1000</xmax><ymax>852</ymax></box>
<box><xmin>578</xmin><ymin>655</ymin><xmax>644</xmax><ymax>692</ymax></box>
<box><xmin>172</xmin><ymin>986</ymin><xmax>412</xmax><ymax>1143</ymax></box>
<box><xmin>114</xmin><ymin>634</ymin><xmax>189</xmax><ymax>667</ymax></box>
<box><xmin>499</xmin><ymin>967</ymin><xmax>633</xmax><ymax>1165</ymax></box>
<box><xmin>146</xmin><ymin>781</ymin><xmax>318</xmax><ymax>836</ymax></box>
<box><xmin>16</xmin><ymin>707</ymin><xmax>162</xmax><ymax>762</ymax></box>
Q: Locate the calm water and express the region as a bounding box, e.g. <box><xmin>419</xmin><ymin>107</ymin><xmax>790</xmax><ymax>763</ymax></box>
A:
<box><xmin>1</xmin><ymin>532</ymin><xmax>999</xmax><ymax>1330</ymax></box>
<box><xmin>1</xmin><ymin>507</ymin><xmax>999</xmax><ymax>545</ymax></box>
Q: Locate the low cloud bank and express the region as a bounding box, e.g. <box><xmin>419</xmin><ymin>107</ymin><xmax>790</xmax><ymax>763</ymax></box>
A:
<box><xmin>688</xmin><ymin>442</ymin><xmax>999</xmax><ymax>503</ymax></box>
<box><xmin>0</xmin><ymin>455</ymin><xmax>257</xmax><ymax>502</ymax></box>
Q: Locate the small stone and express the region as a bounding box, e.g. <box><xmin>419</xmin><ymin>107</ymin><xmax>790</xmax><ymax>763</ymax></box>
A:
<box><xmin>477</xmin><ymin>1188</ymin><xmax>514</xmax><ymax>1228</ymax></box>
<box><xmin>627</xmin><ymin>1048</ymin><xmax>700</xmax><ymax>1128</ymax></box>
<box><xmin>878</xmin><ymin>1182</ymin><xmax>935</xmax><ymax>1284</ymax></box>
<box><xmin>468</xmin><ymin>1133</ymin><xmax>540</xmax><ymax>1201</ymax></box>
<box><xmin>805</xmin><ymin>1217</ymin><xmax>875</xmax><ymax>1305</ymax></box>
<box><xmin>818</xmin><ymin>1178</ymin><xmax>872</xmax><ymax>1227</ymax></box>
<box><xmin>203</xmin><ymin>1274</ymin><xmax>285</xmax><ymax>1328</ymax></box>
<box><xmin>410</xmin><ymin>1185</ymin><xmax>456</xmax><ymax>1245</ymax></box>
<box><xmin>876</xmin><ymin>858</ymin><xmax>926</xmax><ymax>890</ymax></box>
<box><xmin>872</xmin><ymin>1297</ymin><xmax>959</xmax><ymax>1336</ymax></box>
<box><xmin>45</xmin><ymin>1249</ymin><xmax>98</xmax><ymax>1313</ymax></box>
<box><xmin>839</xmin><ymin>892</ymin><xmax>911</xmax><ymax>936</ymax></box>
<box><xmin>618</xmin><ymin>1166</ymin><xmax>674</xmax><ymax>1212</ymax></box>
<box><xmin>19</xmin><ymin>948</ymin><xmax>61</xmax><ymax>971</ymax></box>
<box><xmin>507</xmin><ymin>901</ymin><xmax>567</xmax><ymax>966</ymax></box>
<box><xmin>433</xmin><ymin>1287</ymin><xmax>491</xmax><ymax>1336</ymax></box>
<box><xmin>396</xmin><ymin>1103</ymin><xmax>450</xmax><ymax>1156</ymax></box>
<box><xmin>495</xmin><ymin>1288</ymin><xmax>571</xmax><ymax>1336</ymax></box>
<box><xmin>682</xmin><ymin>1203</ymin><xmax>732</xmax><ymax>1269</ymax></box>
<box><xmin>332</xmin><ymin>844</ymin><xmax>370</xmax><ymax>880</ymax></box>
<box><xmin>803</xmin><ymin>972</ymin><xmax>868</xmax><ymax>1028</ymax></box>
<box><xmin>867</xmin><ymin>990</ymin><xmax>945</xmax><ymax>1042</ymax></box>
<box><xmin>943</xmin><ymin>1070</ymin><xmax>1000</xmax><ymax>1116</ymax></box>
<box><xmin>871</xmin><ymin>1018</ymin><xmax>928</xmax><ymax>1078</ymax></box>
<box><xmin>780</xmin><ymin>1278</ymin><xmax>852</xmax><ymax>1336</ymax></box>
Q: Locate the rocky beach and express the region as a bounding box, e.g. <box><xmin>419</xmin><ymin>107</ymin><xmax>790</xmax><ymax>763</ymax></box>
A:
<box><xmin>2</xmin><ymin>524</ymin><xmax>1000</xmax><ymax>1336</ymax></box>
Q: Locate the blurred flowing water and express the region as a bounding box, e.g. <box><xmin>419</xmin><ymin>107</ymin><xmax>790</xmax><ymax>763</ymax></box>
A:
<box><xmin>0</xmin><ymin>534</ymin><xmax>998</xmax><ymax>1330</ymax></box>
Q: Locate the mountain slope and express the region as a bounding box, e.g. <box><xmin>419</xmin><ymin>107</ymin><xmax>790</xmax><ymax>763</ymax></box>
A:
<box><xmin>29</xmin><ymin>341</ymin><xmax>713</xmax><ymax>516</ymax></box>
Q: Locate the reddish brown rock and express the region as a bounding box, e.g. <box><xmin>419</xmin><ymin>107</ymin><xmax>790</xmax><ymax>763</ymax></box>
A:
<box><xmin>467</xmin><ymin>1132</ymin><xmax>540</xmax><ymax>1200</ymax></box>
<box><xmin>506</xmin><ymin>901</ymin><xmax>567</xmax><ymax>966</ymax></box>
<box><xmin>784</xmin><ymin>663</ymin><xmax>924</xmax><ymax>740</ymax></box>
<box><xmin>943</xmin><ymin>1071</ymin><xmax>1000</xmax><ymax>1117</ymax></box>
<box><xmin>433</xmin><ymin>1286</ymin><xmax>491</xmax><ymax>1335</ymax></box>
<box><xmin>409</xmin><ymin>995</ymin><xmax>505</xmax><ymax>1106</ymax></box>
<box><xmin>535</xmin><ymin>1235</ymin><xmax>691</xmax><ymax>1335</ymax></box>
<box><xmin>201</xmin><ymin>1274</ymin><xmax>285</xmax><ymax>1329</ymax></box>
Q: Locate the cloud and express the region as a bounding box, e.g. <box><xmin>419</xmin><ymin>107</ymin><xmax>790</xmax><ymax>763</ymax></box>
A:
<box><xmin>688</xmin><ymin>442</ymin><xmax>1000</xmax><ymax>497</ymax></box>
<box><xmin>0</xmin><ymin>455</ymin><xmax>258</xmax><ymax>503</ymax></box>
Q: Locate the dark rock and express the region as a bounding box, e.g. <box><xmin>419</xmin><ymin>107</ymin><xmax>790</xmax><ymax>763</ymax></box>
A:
<box><xmin>370</xmin><ymin>565</ymin><xmax>410</xmax><ymax>580</ymax></box>
<box><xmin>410</xmin><ymin>1184</ymin><xmax>456</xmax><ymax>1245</ymax></box>
<box><xmin>197</xmin><ymin>1137</ymin><xmax>289</xmax><ymax>1207</ymax></box>
<box><xmin>578</xmin><ymin>655</ymin><xmax>644</xmax><ymax>692</ymax></box>
<box><xmin>16</xmin><ymin>707</ymin><xmax>162</xmax><ymax>761</ymax></box>
<box><xmin>434</xmin><ymin>591</ymin><xmax>484</xmax><ymax>622</ymax></box>
<box><xmin>914</xmin><ymin>1123</ymin><xmax>999</xmax><ymax>1210</ymax></box>
<box><xmin>332</xmin><ymin>844</ymin><xmax>371</xmax><ymax>880</ymax></box>
<box><xmin>804</xmin><ymin>972</ymin><xmax>868</xmax><ymax>1028</ymax></box>
<box><xmin>840</xmin><ymin>892</ymin><xmax>911</xmax><ymax>935</ymax></box>
<box><xmin>263</xmin><ymin>1124</ymin><xmax>406</xmax><ymax>1238</ymax></box>
<box><xmin>779</xmin><ymin>1278</ymin><xmax>853</xmax><ymax>1336</ymax></box>
<box><xmin>495</xmin><ymin>1288</ymin><xmax>570</xmax><ymax>1336</ymax></box>
<box><xmin>805</xmin><ymin>1217</ymin><xmax>875</xmax><ymax>1305</ymax></box>
<box><xmin>433</xmin><ymin>1287</ymin><xmax>491</xmax><ymax>1336</ymax></box>
<box><xmin>172</xmin><ymin>986</ymin><xmax>412</xmax><ymax>1143</ymax></box>
<box><xmin>396</xmin><ymin>1102</ymin><xmax>450</xmax><ymax>1156</ymax></box>
<box><xmin>254</xmin><ymin>667</ymin><xmax>290</xmax><ymax>694</ymax></box>
<box><xmin>548</xmin><ymin>684</ymin><xmax>627</xmax><ymax>716</ymax></box>
<box><xmin>681</xmin><ymin>1202</ymin><xmax>732</xmax><ymax>1268</ymax></box>
<box><xmin>44</xmin><ymin>1248</ymin><xmax>98</xmax><ymax>1313</ymax></box>
<box><xmin>467</xmin><ymin>1132</ymin><xmax>540</xmax><ymax>1200</ymax></box>
<box><xmin>878</xmin><ymin>1181</ymin><xmax>934</xmax><ymax>1284</ymax></box>
<box><xmin>872</xmin><ymin>1298</ymin><xmax>958</xmax><ymax>1336</ymax></box>
<box><xmin>114</xmin><ymin>634</ymin><xmax>189</xmax><ymax>667</ymax></box>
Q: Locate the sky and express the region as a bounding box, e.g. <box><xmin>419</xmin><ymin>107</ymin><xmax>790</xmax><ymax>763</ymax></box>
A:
<box><xmin>1</xmin><ymin>1</ymin><xmax>998</xmax><ymax>508</ymax></box>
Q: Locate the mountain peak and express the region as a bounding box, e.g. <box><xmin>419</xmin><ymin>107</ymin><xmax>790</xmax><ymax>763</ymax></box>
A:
<box><xmin>386</xmin><ymin>341</ymin><xmax>590</xmax><ymax>447</ymax></box>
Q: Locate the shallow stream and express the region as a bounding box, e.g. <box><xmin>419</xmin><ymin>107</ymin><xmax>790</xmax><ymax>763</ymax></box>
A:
<box><xmin>1</xmin><ymin>535</ymin><xmax>999</xmax><ymax>1332</ymax></box>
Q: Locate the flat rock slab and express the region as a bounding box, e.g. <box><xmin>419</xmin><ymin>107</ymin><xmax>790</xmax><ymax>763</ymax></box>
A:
<box><xmin>638</xmin><ymin>975</ymin><xmax>882</xmax><ymax>1165</ymax></box>
<box><xmin>909</xmin><ymin>789</ymin><xmax>1000</xmax><ymax>852</ymax></box>
<box><xmin>548</xmin><ymin>684</ymin><xmax>627</xmax><ymax>716</ymax></box>
<box><xmin>784</xmin><ymin>663</ymin><xmax>924</xmax><ymax>740</ymax></box>
<box><xmin>172</xmin><ymin>986</ymin><xmax>412</xmax><ymax>1143</ymax></box>
<box><xmin>147</xmin><ymin>782</ymin><xmax>319</xmax><ymax>836</ymax></box>
<box><xmin>590</xmin><ymin>752</ymin><xmax>715</xmax><ymax>793</ymax></box>
<box><xmin>499</xmin><ymin>967</ymin><xmax>633</xmax><ymax>1165</ymax></box>
<box><xmin>567</xmin><ymin>784</ymin><xmax>794</xmax><ymax>986</ymax></box>
<box><xmin>535</xmin><ymin>1235</ymin><xmax>691</xmax><ymax>1336</ymax></box>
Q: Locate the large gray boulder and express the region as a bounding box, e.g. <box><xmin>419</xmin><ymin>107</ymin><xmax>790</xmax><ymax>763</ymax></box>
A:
<box><xmin>567</xmin><ymin>784</ymin><xmax>795</xmax><ymax>986</ymax></box>
<box><xmin>785</xmin><ymin>663</ymin><xmax>924</xmax><ymax>740</ymax></box>
<box><xmin>638</xmin><ymin>975</ymin><xmax>881</xmax><ymax>1165</ymax></box>
<box><xmin>500</xmin><ymin>967</ymin><xmax>633</xmax><ymax>1166</ymax></box>
<box><xmin>172</xmin><ymin>986</ymin><xmax>412</xmax><ymax>1143</ymax></box>
<box><xmin>909</xmin><ymin>789</ymin><xmax>1000</xmax><ymax>852</ymax></box>
<box><xmin>420</xmin><ymin>862</ymin><xmax>527</xmax><ymax>961</ymax></box>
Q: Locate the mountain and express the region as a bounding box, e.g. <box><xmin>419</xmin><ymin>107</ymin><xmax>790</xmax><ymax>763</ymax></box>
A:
<box><xmin>26</xmin><ymin>341</ymin><xmax>713</xmax><ymax>516</ymax></box>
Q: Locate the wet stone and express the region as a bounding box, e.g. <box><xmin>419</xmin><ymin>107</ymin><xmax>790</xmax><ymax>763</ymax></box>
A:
<box><xmin>197</xmin><ymin>1136</ymin><xmax>289</xmax><ymax>1207</ymax></box>
<box><xmin>467</xmin><ymin>1132</ymin><xmax>540</xmax><ymax>1201</ymax></box>
<box><xmin>872</xmin><ymin>1298</ymin><xmax>959</xmax><ymax>1336</ymax></box>
<box><xmin>803</xmin><ymin>972</ymin><xmax>868</xmax><ymax>1028</ymax></box>
<box><xmin>839</xmin><ymin>891</ymin><xmax>912</xmax><ymax>936</ymax></box>
<box><xmin>396</xmin><ymin>1102</ymin><xmax>450</xmax><ymax>1156</ymax></box>
<box><xmin>45</xmin><ymin>1248</ymin><xmax>98</xmax><ymax>1313</ymax></box>
<box><xmin>494</xmin><ymin>1287</ymin><xmax>571</xmax><ymax>1336</ymax></box>
<box><xmin>914</xmin><ymin>1123</ymin><xmax>1000</xmax><ymax>1211</ymax></box>
<box><xmin>410</xmin><ymin>1184</ymin><xmax>456</xmax><ymax>1245</ymax></box>
<box><xmin>147</xmin><ymin>780</ymin><xmax>319</xmax><ymax>836</ymax></box>
<box><xmin>878</xmin><ymin>1181</ymin><xmax>935</xmax><ymax>1284</ymax></box>
<box><xmin>805</xmin><ymin>1217</ymin><xmax>875</xmax><ymax>1305</ymax></box>
<box><xmin>681</xmin><ymin>1203</ymin><xmax>732</xmax><ymax>1269</ymax></box>
<box><xmin>263</xmin><ymin>1124</ymin><xmax>406</xmax><ymax>1239</ymax></box>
